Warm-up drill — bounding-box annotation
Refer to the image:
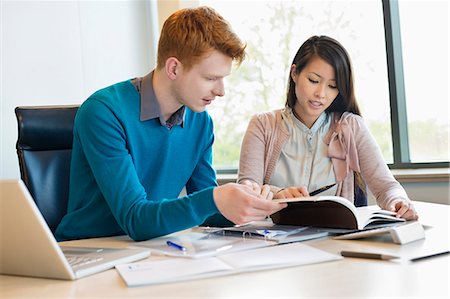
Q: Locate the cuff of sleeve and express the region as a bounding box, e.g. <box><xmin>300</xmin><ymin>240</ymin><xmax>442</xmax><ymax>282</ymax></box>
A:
<box><xmin>270</xmin><ymin>186</ymin><xmax>284</xmax><ymax>194</ymax></box>
<box><xmin>187</xmin><ymin>186</ymin><xmax>219</xmax><ymax>218</ymax></box>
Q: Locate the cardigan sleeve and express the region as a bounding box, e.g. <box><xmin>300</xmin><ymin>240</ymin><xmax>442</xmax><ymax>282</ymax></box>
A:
<box><xmin>238</xmin><ymin>114</ymin><xmax>267</xmax><ymax>185</ymax></box>
<box><xmin>238</xmin><ymin>111</ymin><xmax>287</xmax><ymax>194</ymax></box>
<box><xmin>349</xmin><ymin>114</ymin><xmax>410</xmax><ymax>209</ymax></box>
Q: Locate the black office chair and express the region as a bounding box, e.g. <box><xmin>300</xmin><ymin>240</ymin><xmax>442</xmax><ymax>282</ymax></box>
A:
<box><xmin>354</xmin><ymin>185</ymin><xmax>368</xmax><ymax>207</ymax></box>
<box><xmin>15</xmin><ymin>105</ymin><xmax>79</xmax><ymax>233</ymax></box>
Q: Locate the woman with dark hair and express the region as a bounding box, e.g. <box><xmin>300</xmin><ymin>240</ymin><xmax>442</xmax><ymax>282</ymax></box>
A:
<box><xmin>238</xmin><ymin>35</ymin><xmax>418</xmax><ymax>220</ymax></box>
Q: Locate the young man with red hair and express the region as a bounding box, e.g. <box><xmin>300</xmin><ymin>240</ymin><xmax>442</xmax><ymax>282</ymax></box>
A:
<box><xmin>56</xmin><ymin>7</ymin><xmax>286</xmax><ymax>241</ymax></box>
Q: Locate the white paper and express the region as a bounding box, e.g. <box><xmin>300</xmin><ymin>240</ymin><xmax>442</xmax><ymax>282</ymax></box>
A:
<box><xmin>116</xmin><ymin>243</ymin><xmax>342</xmax><ymax>286</ymax></box>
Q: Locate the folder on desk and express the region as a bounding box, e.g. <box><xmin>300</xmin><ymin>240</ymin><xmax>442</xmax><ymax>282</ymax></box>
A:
<box><xmin>213</xmin><ymin>223</ymin><xmax>330</xmax><ymax>244</ymax></box>
<box><xmin>116</xmin><ymin>243</ymin><xmax>342</xmax><ymax>286</ymax></box>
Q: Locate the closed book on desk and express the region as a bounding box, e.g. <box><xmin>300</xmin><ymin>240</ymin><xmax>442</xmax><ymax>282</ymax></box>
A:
<box><xmin>271</xmin><ymin>196</ymin><xmax>405</xmax><ymax>230</ymax></box>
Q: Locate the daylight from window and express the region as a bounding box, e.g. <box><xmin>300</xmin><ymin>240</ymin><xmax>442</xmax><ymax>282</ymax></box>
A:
<box><xmin>398</xmin><ymin>1</ymin><xmax>449</xmax><ymax>163</ymax></box>
<box><xmin>200</xmin><ymin>0</ymin><xmax>448</xmax><ymax>170</ymax></box>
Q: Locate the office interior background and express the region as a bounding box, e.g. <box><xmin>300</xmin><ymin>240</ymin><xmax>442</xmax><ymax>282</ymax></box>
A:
<box><xmin>1</xmin><ymin>0</ymin><xmax>449</xmax><ymax>204</ymax></box>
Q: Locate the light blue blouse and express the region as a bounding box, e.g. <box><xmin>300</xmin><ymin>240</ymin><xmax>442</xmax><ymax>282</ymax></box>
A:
<box><xmin>269</xmin><ymin>109</ymin><xmax>337</xmax><ymax>195</ymax></box>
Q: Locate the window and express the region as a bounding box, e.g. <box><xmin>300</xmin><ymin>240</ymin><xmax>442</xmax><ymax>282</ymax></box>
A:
<box><xmin>174</xmin><ymin>0</ymin><xmax>449</xmax><ymax>171</ymax></box>
<box><xmin>201</xmin><ymin>0</ymin><xmax>394</xmax><ymax>170</ymax></box>
<box><xmin>397</xmin><ymin>0</ymin><xmax>449</xmax><ymax>163</ymax></box>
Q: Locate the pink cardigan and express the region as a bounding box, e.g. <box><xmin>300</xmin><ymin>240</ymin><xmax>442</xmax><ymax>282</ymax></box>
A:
<box><xmin>238</xmin><ymin>109</ymin><xmax>411</xmax><ymax>209</ymax></box>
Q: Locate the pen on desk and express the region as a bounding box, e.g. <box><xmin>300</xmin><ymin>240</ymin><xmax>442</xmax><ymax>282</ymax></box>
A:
<box><xmin>340</xmin><ymin>250</ymin><xmax>399</xmax><ymax>260</ymax></box>
<box><xmin>410</xmin><ymin>250</ymin><xmax>450</xmax><ymax>262</ymax></box>
<box><xmin>166</xmin><ymin>240</ymin><xmax>186</xmax><ymax>251</ymax></box>
<box><xmin>309</xmin><ymin>183</ymin><xmax>337</xmax><ymax>196</ymax></box>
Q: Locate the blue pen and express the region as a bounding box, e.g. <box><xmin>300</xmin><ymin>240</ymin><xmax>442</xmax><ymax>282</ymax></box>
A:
<box><xmin>166</xmin><ymin>240</ymin><xmax>187</xmax><ymax>251</ymax></box>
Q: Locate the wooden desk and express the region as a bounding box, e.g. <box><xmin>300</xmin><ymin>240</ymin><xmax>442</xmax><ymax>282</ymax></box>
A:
<box><xmin>1</xmin><ymin>201</ymin><xmax>449</xmax><ymax>298</ymax></box>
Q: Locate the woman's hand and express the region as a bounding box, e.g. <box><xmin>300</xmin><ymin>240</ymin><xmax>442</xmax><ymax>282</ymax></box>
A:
<box><xmin>274</xmin><ymin>186</ymin><xmax>309</xmax><ymax>199</ymax></box>
<box><xmin>241</xmin><ymin>180</ymin><xmax>273</xmax><ymax>201</ymax></box>
<box><xmin>388</xmin><ymin>200</ymin><xmax>419</xmax><ymax>220</ymax></box>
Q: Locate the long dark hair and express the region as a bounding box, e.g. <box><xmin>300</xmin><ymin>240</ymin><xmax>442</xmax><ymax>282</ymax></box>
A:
<box><xmin>286</xmin><ymin>35</ymin><xmax>361</xmax><ymax>116</ymax></box>
<box><xmin>286</xmin><ymin>36</ymin><xmax>365</xmax><ymax>196</ymax></box>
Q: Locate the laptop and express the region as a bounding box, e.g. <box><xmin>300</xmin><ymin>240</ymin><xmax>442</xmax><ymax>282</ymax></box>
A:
<box><xmin>0</xmin><ymin>179</ymin><xmax>150</xmax><ymax>280</ymax></box>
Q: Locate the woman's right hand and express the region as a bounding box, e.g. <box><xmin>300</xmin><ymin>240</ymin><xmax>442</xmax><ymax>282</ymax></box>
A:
<box><xmin>274</xmin><ymin>186</ymin><xmax>309</xmax><ymax>199</ymax></box>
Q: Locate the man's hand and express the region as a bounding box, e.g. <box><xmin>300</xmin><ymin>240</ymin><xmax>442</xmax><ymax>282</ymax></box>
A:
<box><xmin>213</xmin><ymin>183</ymin><xmax>287</xmax><ymax>225</ymax></box>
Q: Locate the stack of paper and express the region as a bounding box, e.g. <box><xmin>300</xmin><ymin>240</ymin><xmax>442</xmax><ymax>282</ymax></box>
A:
<box><xmin>116</xmin><ymin>243</ymin><xmax>341</xmax><ymax>286</ymax></box>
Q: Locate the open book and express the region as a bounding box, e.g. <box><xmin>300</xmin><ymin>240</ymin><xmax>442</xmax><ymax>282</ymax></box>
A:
<box><xmin>271</xmin><ymin>196</ymin><xmax>405</xmax><ymax>230</ymax></box>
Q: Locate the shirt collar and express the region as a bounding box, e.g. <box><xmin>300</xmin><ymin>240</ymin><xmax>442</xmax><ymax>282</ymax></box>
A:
<box><xmin>139</xmin><ymin>70</ymin><xmax>185</xmax><ymax>127</ymax></box>
<box><xmin>285</xmin><ymin>108</ymin><xmax>328</xmax><ymax>134</ymax></box>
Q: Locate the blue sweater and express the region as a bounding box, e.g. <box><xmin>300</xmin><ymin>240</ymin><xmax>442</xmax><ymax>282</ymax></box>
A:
<box><xmin>55</xmin><ymin>80</ymin><xmax>224</xmax><ymax>241</ymax></box>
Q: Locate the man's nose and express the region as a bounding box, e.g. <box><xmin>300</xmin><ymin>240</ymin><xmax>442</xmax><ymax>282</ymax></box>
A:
<box><xmin>213</xmin><ymin>80</ymin><xmax>225</xmax><ymax>97</ymax></box>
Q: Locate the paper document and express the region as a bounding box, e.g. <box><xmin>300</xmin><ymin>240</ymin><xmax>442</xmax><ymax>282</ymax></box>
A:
<box><xmin>116</xmin><ymin>243</ymin><xmax>342</xmax><ymax>286</ymax></box>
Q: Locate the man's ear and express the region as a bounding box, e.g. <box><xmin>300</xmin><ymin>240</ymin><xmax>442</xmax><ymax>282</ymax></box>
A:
<box><xmin>165</xmin><ymin>57</ymin><xmax>182</xmax><ymax>80</ymax></box>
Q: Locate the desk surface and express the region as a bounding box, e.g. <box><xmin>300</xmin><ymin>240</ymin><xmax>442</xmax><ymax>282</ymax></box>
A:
<box><xmin>1</xmin><ymin>201</ymin><xmax>449</xmax><ymax>298</ymax></box>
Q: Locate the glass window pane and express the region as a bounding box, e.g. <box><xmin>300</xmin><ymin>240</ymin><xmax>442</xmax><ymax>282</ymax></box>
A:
<box><xmin>398</xmin><ymin>0</ymin><xmax>449</xmax><ymax>163</ymax></box>
<box><xmin>200</xmin><ymin>0</ymin><xmax>392</xmax><ymax>169</ymax></box>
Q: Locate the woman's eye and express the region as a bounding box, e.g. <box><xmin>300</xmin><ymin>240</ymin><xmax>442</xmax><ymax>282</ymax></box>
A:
<box><xmin>329</xmin><ymin>85</ymin><xmax>337</xmax><ymax>89</ymax></box>
<box><xmin>308</xmin><ymin>78</ymin><xmax>318</xmax><ymax>84</ymax></box>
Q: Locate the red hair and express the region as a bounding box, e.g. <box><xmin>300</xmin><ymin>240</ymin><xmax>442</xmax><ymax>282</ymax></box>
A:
<box><xmin>157</xmin><ymin>6</ymin><xmax>246</xmax><ymax>70</ymax></box>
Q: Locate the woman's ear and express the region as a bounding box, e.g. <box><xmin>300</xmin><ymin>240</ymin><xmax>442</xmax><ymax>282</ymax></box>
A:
<box><xmin>165</xmin><ymin>57</ymin><xmax>182</xmax><ymax>80</ymax></box>
<box><xmin>290</xmin><ymin>64</ymin><xmax>298</xmax><ymax>81</ymax></box>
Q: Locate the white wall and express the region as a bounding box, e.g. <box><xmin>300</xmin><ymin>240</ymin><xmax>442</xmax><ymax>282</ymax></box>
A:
<box><xmin>1</xmin><ymin>0</ymin><xmax>158</xmax><ymax>179</ymax></box>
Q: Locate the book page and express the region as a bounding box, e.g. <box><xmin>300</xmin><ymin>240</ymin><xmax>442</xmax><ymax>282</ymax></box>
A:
<box><xmin>356</xmin><ymin>206</ymin><xmax>405</xmax><ymax>229</ymax></box>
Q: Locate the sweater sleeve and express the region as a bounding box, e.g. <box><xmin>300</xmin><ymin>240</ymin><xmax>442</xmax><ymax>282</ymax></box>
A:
<box><xmin>185</xmin><ymin>115</ymin><xmax>218</xmax><ymax>193</ymax></box>
<box><xmin>185</xmin><ymin>116</ymin><xmax>232</xmax><ymax>227</ymax></box>
<box><xmin>74</xmin><ymin>99</ymin><xmax>219</xmax><ymax>241</ymax></box>
<box><xmin>351</xmin><ymin>114</ymin><xmax>410</xmax><ymax>209</ymax></box>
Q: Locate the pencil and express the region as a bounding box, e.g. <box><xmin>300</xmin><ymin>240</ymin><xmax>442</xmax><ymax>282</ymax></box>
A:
<box><xmin>340</xmin><ymin>250</ymin><xmax>399</xmax><ymax>260</ymax></box>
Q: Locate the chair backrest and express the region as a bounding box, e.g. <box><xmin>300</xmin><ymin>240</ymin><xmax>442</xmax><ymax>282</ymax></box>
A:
<box><xmin>15</xmin><ymin>105</ymin><xmax>79</xmax><ymax>233</ymax></box>
<box><xmin>354</xmin><ymin>185</ymin><xmax>368</xmax><ymax>207</ymax></box>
